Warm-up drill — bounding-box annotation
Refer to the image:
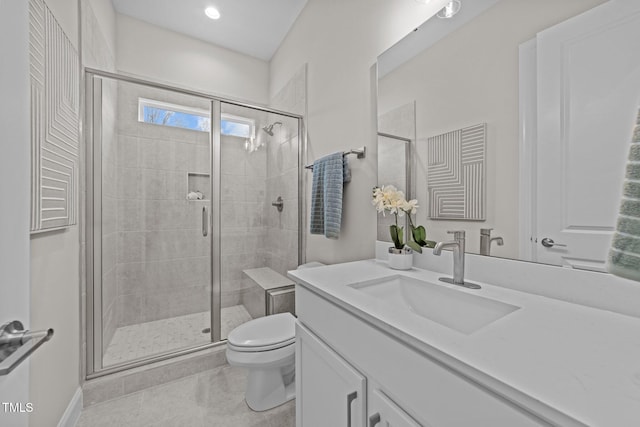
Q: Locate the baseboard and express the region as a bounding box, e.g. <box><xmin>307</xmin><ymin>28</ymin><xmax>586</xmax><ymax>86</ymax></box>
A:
<box><xmin>57</xmin><ymin>387</ymin><xmax>82</xmax><ymax>427</ymax></box>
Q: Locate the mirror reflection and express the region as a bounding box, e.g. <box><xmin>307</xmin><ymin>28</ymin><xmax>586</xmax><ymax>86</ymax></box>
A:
<box><xmin>377</xmin><ymin>103</ymin><xmax>414</xmax><ymax>242</ymax></box>
<box><xmin>377</xmin><ymin>0</ymin><xmax>640</xmax><ymax>271</ymax></box>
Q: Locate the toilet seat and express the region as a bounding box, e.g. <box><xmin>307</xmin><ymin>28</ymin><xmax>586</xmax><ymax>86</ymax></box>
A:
<box><xmin>227</xmin><ymin>337</ymin><xmax>294</xmax><ymax>352</ymax></box>
<box><xmin>227</xmin><ymin>312</ymin><xmax>295</xmax><ymax>352</ymax></box>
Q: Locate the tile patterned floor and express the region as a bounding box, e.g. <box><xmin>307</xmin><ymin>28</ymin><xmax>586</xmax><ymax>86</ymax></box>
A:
<box><xmin>104</xmin><ymin>306</ymin><xmax>253</xmax><ymax>367</ymax></box>
<box><xmin>76</xmin><ymin>364</ymin><xmax>295</xmax><ymax>427</ymax></box>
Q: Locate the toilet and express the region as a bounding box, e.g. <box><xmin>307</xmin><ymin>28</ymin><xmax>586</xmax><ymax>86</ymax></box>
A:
<box><xmin>226</xmin><ymin>262</ymin><xmax>324</xmax><ymax>411</ymax></box>
<box><xmin>226</xmin><ymin>312</ymin><xmax>296</xmax><ymax>411</ymax></box>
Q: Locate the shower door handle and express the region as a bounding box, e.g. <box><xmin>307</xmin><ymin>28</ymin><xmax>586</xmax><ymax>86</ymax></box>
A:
<box><xmin>202</xmin><ymin>206</ymin><xmax>209</xmax><ymax>237</ymax></box>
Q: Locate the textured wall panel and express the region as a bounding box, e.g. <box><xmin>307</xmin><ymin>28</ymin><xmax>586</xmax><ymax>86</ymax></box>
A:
<box><xmin>29</xmin><ymin>0</ymin><xmax>79</xmax><ymax>231</ymax></box>
<box><xmin>427</xmin><ymin>123</ymin><xmax>486</xmax><ymax>220</ymax></box>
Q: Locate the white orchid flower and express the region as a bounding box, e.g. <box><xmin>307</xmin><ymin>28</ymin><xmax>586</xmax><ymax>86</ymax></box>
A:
<box><xmin>402</xmin><ymin>199</ymin><xmax>418</xmax><ymax>215</ymax></box>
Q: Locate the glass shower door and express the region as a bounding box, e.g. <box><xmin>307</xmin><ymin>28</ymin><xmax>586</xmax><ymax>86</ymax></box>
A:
<box><xmin>89</xmin><ymin>74</ymin><xmax>214</xmax><ymax>370</ymax></box>
<box><xmin>216</xmin><ymin>102</ymin><xmax>300</xmax><ymax>338</ymax></box>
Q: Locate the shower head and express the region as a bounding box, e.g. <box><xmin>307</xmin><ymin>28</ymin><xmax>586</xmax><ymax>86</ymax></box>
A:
<box><xmin>262</xmin><ymin>121</ymin><xmax>282</xmax><ymax>136</ymax></box>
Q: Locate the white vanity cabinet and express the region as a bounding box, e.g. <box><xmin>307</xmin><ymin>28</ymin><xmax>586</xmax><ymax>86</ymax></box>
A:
<box><xmin>295</xmin><ymin>285</ymin><xmax>552</xmax><ymax>427</ymax></box>
<box><xmin>296</xmin><ymin>323</ymin><xmax>366</xmax><ymax>427</ymax></box>
<box><xmin>368</xmin><ymin>388</ymin><xmax>422</xmax><ymax>427</ymax></box>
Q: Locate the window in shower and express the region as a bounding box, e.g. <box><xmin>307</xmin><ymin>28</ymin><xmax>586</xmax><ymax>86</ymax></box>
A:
<box><xmin>138</xmin><ymin>98</ymin><xmax>210</xmax><ymax>131</ymax></box>
<box><xmin>138</xmin><ymin>98</ymin><xmax>256</xmax><ymax>139</ymax></box>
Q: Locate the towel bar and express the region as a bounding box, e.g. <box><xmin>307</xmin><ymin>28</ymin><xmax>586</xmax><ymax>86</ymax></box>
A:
<box><xmin>305</xmin><ymin>146</ymin><xmax>366</xmax><ymax>170</ymax></box>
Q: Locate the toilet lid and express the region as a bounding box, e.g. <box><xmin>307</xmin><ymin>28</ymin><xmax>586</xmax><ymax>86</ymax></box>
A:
<box><xmin>227</xmin><ymin>313</ymin><xmax>295</xmax><ymax>351</ymax></box>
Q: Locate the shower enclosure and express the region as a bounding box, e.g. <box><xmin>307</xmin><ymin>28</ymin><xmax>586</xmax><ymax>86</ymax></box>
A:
<box><xmin>85</xmin><ymin>70</ymin><xmax>303</xmax><ymax>376</ymax></box>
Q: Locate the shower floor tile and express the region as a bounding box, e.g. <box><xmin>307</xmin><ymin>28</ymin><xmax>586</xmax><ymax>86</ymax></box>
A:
<box><xmin>103</xmin><ymin>306</ymin><xmax>252</xmax><ymax>367</ymax></box>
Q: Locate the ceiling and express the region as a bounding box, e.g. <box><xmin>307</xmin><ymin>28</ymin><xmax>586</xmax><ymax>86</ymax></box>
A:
<box><xmin>111</xmin><ymin>0</ymin><xmax>308</xmax><ymax>61</ymax></box>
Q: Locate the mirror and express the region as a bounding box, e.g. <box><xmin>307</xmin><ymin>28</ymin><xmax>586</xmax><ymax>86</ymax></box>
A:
<box><xmin>377</xmin><ymin>103</ymin><xmax>413</xmax><ymax>243</ymax></box>
<box><xmin>376</xmin><ymin>0</ymin><xmax>640</xmax><ymax>270</ymax></box>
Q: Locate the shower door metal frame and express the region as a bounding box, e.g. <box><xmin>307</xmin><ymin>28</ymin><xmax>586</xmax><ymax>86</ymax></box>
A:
<box><xmin>210</xmin><ymin>100</ymin><xmax>222</xmax><ymax>343</ymax></box>
<box><xmin>84</xmin><ymin>69</ymin><xmax>304</xmax><ymax>379</ymax></box>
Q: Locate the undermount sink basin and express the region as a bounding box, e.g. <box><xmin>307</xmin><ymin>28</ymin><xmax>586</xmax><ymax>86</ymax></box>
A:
<box><xmin>349</xmin><ymin>275</ymin><xmax>520</xmax><ymax>334</ymax></box>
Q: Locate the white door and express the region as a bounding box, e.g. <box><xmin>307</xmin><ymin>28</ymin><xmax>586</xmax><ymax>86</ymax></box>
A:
<box><xmin>0</xmin><ymin>1</ymin><xmax>32</xmax><ymax>426</ymax></box>
<box><xmin>536</xmin><ymin>0</ymin><xmax>640</xmax><ymax>270</ymax></box>
<box><xmin>296</xmin><ymin>323</ymin><xmax>366</xmax><ymax>427</ymax></box>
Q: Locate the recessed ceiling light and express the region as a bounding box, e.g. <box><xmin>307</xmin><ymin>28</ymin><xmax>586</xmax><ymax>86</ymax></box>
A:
<box><xmin>437</xmin><ymin>0</ymin><xmax>461</xmax><ymax>18</ymax></box>
<box><xmin>205</xmin><ymin>6</ymin><xmax>220</xmax><ymax>20</ymax></box>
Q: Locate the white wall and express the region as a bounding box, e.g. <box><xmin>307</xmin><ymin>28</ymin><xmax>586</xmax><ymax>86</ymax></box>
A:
<box><xmin>0</xmin><ymin>1</ymin><xmax>31</xmax><ymax>426</ymax></box>
<box><xmin>28</xmin><ymin>1</ymin><xmax>81</xmax><ymax>425</ymax></box>
<box><xmin>116</xmin><ymin>14</ymin><xmax>270</xmax><ymax>105</ymax></box>
<box><xmin>378</xmin><ymin>0</ymin><xmax>605</xmax><ymax>257</ymax></box>
<box><xmin>30</xmin><ymin>230</ymin><xmax>81</xmax><ymax>426</ymax></box>
<box><xmin>269</xmin><ymin>0</ymin><xmax>450</xmax><ymax>264</ymax></box>
<box><xmin>87</xmin><ymin>0</ymin><xmax>116</xmax><ymax>56</ymax></box>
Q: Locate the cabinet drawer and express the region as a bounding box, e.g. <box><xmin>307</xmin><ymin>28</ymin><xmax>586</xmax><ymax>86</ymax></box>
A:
<box><xmin>297</xmin><ymin>286</ymin><xmax>550</xmax><ymax>427</ymax></box>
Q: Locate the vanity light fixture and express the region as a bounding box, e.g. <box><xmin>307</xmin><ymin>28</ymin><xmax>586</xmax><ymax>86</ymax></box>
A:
<box><xmin>437</xmin><ymin>0</ymin><xmax>461</xmax><ymax>18</ymax></box>
<box><xmin>204</xmin><ymin>6</ymin><xmax>221</xmax><ymax>20</ymax></box>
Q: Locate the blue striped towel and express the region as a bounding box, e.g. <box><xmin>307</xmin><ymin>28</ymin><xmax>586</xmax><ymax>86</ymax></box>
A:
<box><xmin>310</xmin><ymin>152</ymin><xmax>351</xmax><ymax>238</ymax></box>
<box><xmin>608</xmin><ymin>108</ymin><xmax>640</xmax><ymax>281</ymax></box>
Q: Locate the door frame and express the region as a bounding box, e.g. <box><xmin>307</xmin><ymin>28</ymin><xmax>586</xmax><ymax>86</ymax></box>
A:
<box><xmin>518</xmin><ymin>38</ymin><xmax>538</xmax><ymax>263</ymax></box>
<box><xmin>0</xmin><ymin>0</ymin><xmax>32</xmax><ymax>424</ymax></box>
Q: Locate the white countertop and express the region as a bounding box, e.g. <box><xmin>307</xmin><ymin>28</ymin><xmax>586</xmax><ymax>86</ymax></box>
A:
<box><xmin>288</xmin><ymin>259</ymin><xmax>640</xmax><ymax>427</ymax></box>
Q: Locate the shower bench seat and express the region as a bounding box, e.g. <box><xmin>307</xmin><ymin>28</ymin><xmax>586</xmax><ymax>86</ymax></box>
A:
<box><xmin>241</xmin><ymin>267</ymin><xmax>296</xmax><ymax>319</ymax></box>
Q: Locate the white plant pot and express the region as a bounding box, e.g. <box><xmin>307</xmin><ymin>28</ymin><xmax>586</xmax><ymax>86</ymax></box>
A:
<box><xmin>387</xmin><ymin>247</ymin><xmax>413</xmax><ymax>270</ymax></box>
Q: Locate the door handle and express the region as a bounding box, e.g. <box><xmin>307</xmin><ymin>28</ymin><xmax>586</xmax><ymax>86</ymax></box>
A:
<box><xmin>541</xmin><ymin>237</ymin><xmax>566</xmax><ymax>248</ymax></box>
<box><xmin>347</xmin><ymin>391</ymin><xmax>358</xmax><ymax>427</ymax></box>
<box><xmin>369</xmin><ymin>412</ymin><xmax>381</xmax><ymax>427</ymax></box>
<box><xmin>0</xmin><ymin>321</ymin><xmax>54</xmax><ymax>376</ymax></box>
<box><xmin>202</xmin><ymin>206</ymin><xmax>208</xmax><ymax>237</ymax></box>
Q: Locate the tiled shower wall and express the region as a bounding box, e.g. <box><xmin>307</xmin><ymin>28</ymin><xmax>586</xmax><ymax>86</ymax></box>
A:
<box><xmin>265</xmin><ymin>65</ymin><xmax>306</xmax><ymax>276</ymax></box>
<box><xmin>264</xmin><ymin>117</ymin><xmax>300</xmax><ymax>276</ymax></box>
<box><xmin>219</xmin><ymin>107</ymin><xmax>268</xmax><ymax>307</ymax></box>
<box><xmin>100</xmin><ymin>69</ymin><xmax>305</xmax><ymax>335</ymax></box>
<box><xmin>114</xmin><ymin>84</ymin><xmax>211</xmax><ymax>327</ymax></box>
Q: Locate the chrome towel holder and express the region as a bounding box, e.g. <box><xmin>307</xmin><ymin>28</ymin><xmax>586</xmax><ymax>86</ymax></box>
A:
<box><xmin>305</xmin><ymin>146</ymin><xmax>366</xmax><ymax>170</ymax></box>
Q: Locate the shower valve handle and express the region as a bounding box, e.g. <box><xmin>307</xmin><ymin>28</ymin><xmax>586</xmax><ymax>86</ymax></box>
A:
<box><xmin>272</xmin><ymin>196</ymin><xmax>284</xmax><ymax>212</ymax></box>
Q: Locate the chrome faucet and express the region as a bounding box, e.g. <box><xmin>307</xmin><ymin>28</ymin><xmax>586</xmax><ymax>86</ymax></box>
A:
<box><xmin>433</xmin><ymin>230</ymin><xmax>480</xmax><ymax>289</ymax></box>
<box><xmin>479</xmin><ymin>228</ymin><xmax>504</xmax><ymax>256</ymax></box>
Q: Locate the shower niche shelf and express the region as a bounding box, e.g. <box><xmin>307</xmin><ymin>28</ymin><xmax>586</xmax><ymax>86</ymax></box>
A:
<box><xmin>187</xmin><ymin>173</ymin><xmax>210</xmax><ymax>201</ymax></box>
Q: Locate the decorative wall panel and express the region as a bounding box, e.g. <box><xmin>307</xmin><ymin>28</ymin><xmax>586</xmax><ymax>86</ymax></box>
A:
<box><xmin>29</xmin><ymin>0</ymin><xmax>79</xmax><ymax>231</ymax></box>
<box><xmin>427</xmin><ymin>123</ymin><xmax>486</xmax><ymax>220</ymax></box>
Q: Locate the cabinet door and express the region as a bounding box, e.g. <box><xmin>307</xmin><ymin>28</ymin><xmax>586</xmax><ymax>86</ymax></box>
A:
<box><xmin>369</xmin><ymin>389</ymin><xmax>424</xmax><ymax>427</ymax></box>
<box><xmin>296</xmin><ymin>323</ymin><xmax>366</xmax><ymax>427</ymax></box>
